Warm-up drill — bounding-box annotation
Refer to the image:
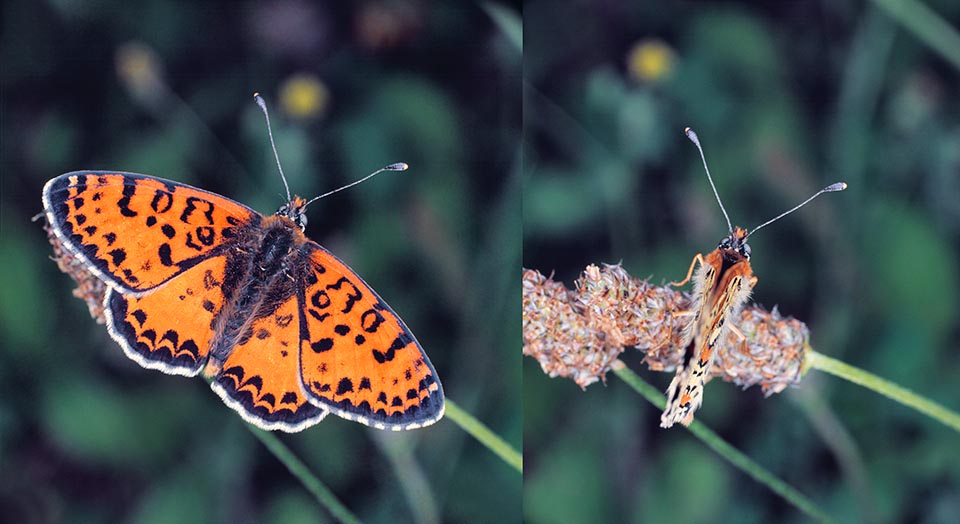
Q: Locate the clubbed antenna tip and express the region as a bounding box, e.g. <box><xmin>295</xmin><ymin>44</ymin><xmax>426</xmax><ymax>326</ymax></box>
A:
<box><xmin>684</xmin><ymin>126</ymin><xmax>733</xmax><ymax>234</ymax></box>
<box><xmin>304</xmin><ymin>162</ymin><xmax>411</xmax><ymax>208</ymax></box>
<box><xmin>746</xmin><ymin>181</ymin><xmax>849</xmax><ymax>240</ymax></box>
<box><xmin>254</xmin><ymin>92</ymin><xmax>292</xmax><ymax>202</ymax></box>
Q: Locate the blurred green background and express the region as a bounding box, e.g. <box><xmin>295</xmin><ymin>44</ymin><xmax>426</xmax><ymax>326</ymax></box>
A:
<box><xmin>524</xmin><ymin>1</ymin><xmax>959</xmax><ymax>523</ymax></box>
<box><xmin>1</xmin><ymin>1</ymin><xmax>520</xmax><ymax>523</ymax></box>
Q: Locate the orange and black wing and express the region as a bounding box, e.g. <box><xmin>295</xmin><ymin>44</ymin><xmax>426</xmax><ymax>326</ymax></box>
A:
<box><xmin>104</xmin><ymin>255</ymin><xmax>230</xmax><ymax>376</ymax></box>
<box><xmin>210</xmin><ymin>288</ymin><xmax>327</xmax><ymax>432</ymax></box>
<box><xmin>297</xmin><ymin>243</ymin><xmax>443</xmax><ymax>430</ymax></box>
<box><xmin>44</xmin><ymin>172</ymin><xmax>259</xmax><ymax>375</ymax></box>
<box><xmin>43</xmin><ymin>172</ymin><xmax>259</xmax><ymax>293</ymax></box>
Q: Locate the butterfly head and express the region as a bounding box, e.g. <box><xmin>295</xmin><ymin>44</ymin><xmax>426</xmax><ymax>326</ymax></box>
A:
<box><xmin>718</xmin><ymin>226</ymin><xmax>751</xmax><ymax>261</ymax></box>
<box><xmin>276</xmin><ymin>196</ymin><xmax>309</xmax><ymax>231</ymax></box>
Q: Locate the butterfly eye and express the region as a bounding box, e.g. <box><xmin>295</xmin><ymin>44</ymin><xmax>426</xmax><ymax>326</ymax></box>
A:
<box><xmin>741</xmin><ymin>243</ymin><xmax>751</xmax><ymax>258</ymax></box>
<box><xmin>298</xmin><ymin>213</ymin><xmax>308</xmax><ymax>229</ymax></box>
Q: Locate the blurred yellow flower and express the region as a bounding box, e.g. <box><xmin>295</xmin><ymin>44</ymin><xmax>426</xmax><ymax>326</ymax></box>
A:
<box><xmin>626</xmin><ymin>39</ymin><xmax>675</xmax><ymax>83</ymax></box>
<box><xmin>279</xmin><ymin>74</ymin><xmax>330</xmax><ymax>120</ymax></box>
<box><xmin>115</xmin><ymin>41</ymin><xmax>165</xmax><ymax>106</ymax></box>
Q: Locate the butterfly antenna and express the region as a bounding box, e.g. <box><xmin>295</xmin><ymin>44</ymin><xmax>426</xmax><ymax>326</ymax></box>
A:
<box><xmin>685</xmin><ymin>127</ymin><xmax>733</xmax><ymax>234</ymax></box>
<box><xmin>745</xmin><ymin>182</ymin><xmax>847</xmax><ymax>240</ymax></box>
<box><xmin>303</xmin><ymin>163</ymin><xmax>409</xmax><ymax>208</ymax></box>
<box><xmin>254</xmin><ymin>93</ymin><xmax>292</xmax><ymax>202</ymax></box>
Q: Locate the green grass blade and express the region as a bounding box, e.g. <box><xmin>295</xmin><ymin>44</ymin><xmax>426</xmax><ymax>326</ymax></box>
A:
<box><xmin>871</xmin><ymin>0</ymin><xmax>960</xmax><ymax>71</ymax></box>
<box><xmin>445</xmin><ymin>398</ymin><xmax>523</xmax><ymax>473</ymax></box>
<box><xmin>611</xmin><ymin>361</ymin><xmax>834</xmax><ymax>524</ymax></box>
<box><xmin>248</xmin><ymin>427</ymin><xmax>362</xmax><ymax>524</ymax></box>
<box><xmin>480</xmin><ymin>2</ymin><xmax>522</xmax><ymax>52</ymax></box>
<box><xmin>806</xmin><ymin>350</ymin><xmax>960</xmax><ymax>433</ymax></box>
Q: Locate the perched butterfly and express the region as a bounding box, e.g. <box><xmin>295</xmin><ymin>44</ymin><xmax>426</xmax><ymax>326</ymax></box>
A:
<box><xmin>41</xmin><ymin>94</ymin><xmax>443</xmax><ymax>432</ymax></box>
<box><xmin>660</xmin><ymin>127</ymin><xmax>845</xmax><ymax>428</ymax></box>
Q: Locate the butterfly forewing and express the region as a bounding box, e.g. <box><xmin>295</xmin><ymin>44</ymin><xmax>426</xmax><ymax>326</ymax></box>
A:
<box><xmin>43</xmin><ymin>172</ymin><xmax>259</xmax><ymax>293</ymax></box>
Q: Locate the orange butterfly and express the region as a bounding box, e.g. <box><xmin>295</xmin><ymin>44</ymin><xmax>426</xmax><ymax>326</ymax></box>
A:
<box><xmin>660</xmin><ymin>128</ymin><xmax>845</xmax><ymax>428</ymax></box>
<box><xmin>42</xmin><ymin>96</ymin><xmax>443</xmax><ymax>432</ymax></box>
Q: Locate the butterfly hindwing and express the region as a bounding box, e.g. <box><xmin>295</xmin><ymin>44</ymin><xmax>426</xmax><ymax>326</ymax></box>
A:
<box><xmin>297</xmin><ymin>243</ymin><xmax>444</xmax><ymax>430</ymax></box>
<box><xmin>43</xmin><ymin>172</ymin><xmax>259</xmax><ymax>292</ymax></box>
<box><xmin>211</xmin><ymin>291</ymin><xmax>328</xmax><ymax>432</ymax></box>
<box><xmin>104</xmin><ymin>254</ymin><xmax>229</xmax><ymax>376</ymax></box>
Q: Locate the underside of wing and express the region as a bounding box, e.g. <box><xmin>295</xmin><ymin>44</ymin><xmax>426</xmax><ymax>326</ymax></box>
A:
<box><xmin>662</xmin><ymin>252</ymin><xmax>738</xmax><ymax>428</ymax></box>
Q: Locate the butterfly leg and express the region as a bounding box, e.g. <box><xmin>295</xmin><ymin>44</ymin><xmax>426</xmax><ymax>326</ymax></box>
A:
<box><xmin>670</xmin><ymin>253</ymin><xmax>704</xmax><ymax>287</ymax></box>
<box><xmin>727</xmin><ymin>323</ymin><xmax>746</xmax><ymax>343</ymax></box>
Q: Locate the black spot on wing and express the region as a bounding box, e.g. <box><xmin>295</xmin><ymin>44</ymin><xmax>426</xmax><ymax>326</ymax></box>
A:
<box><xmin>361</xmin><ymin>308</ymin><xmax>385</xmax><ymax>333</ymax></box>
<box><xmin>159</xmin><ymin>244</ymin><xmax>174</xmax><ymax>266</ymax></box>
<box><xmin>118</xmin><ymin>184</ymin><xmax>137</xmax><ymax>217</ymax></box>
<box><xmin>108</xmin><ymin>248</ymin><xmax>126</xmax><ymax>266</ymax></box>
<box><xmin>391</xmin><ymin>333</ymin><xmax>412</xmax><ymax>351</ymax></box>
<box><xmin>151</xmin><ymin>189</ymin><xmax>173</xmax><ymax>213</ymax></box>
<box><xmin>335</xmin><ymin>378</ymin><xmax>353</xmax><ymax>395</ymax></box>
<box><xmin>281</xmin><ymin>392</ymin><xmax>298</xmax><ymax>405</ymax></box>
<box><xmin>311</xmin><ymin>338</ymin><xmax>334</xmax><ymax>352</ymax></box>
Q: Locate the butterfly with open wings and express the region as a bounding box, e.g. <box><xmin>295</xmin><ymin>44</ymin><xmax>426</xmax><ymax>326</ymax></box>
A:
<box><xmin>42</xmin><ymin>95</ymin><xmax>444</xmax><ymax>432</ymax></box>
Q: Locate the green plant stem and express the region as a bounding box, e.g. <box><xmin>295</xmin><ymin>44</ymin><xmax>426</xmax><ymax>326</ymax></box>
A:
<box><xmin>870</xmin><ymin>0</ymin><xmax>960</xmax><ymax>71</ymax></box>
<box><xmin>805</xmin><ymin>350</ymin><xmax>960</xmax><ymax>433</ymax></box>
<box><xmin>611</xmin><ymin>361</ymin><xmax>833</xmax><ymax>524</ymax></box>
<box><xmin>248</xmin><ymin>427</ymin><xmax>362</xmax><ymax>524</ymax></box>
<box><xmin>445</xmin><ymin>398</ymin><xmax>523</xmax><ymax>473</ymax></box>
<box><xmin>199</xmin><ymin>374</ymin><xmax>360</xmax><ymax>523</ymax></box>
<box><xmin>480</xmin><ymin>2</ymin><xmax>522</xmax><ymax>52</ymax></box>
